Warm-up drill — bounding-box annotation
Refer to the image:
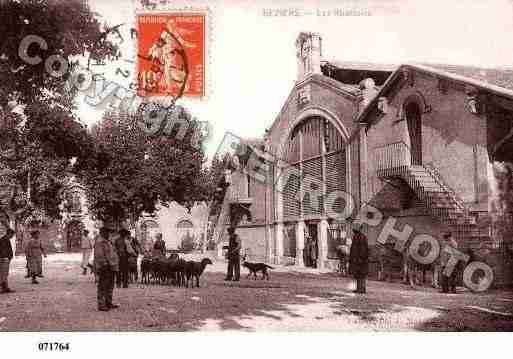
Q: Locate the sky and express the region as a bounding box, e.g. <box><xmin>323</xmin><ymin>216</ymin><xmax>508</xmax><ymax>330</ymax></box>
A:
<box><xmin>77</xmin><ymin>0</ymin><xmax>513</xmax><ymax>157</ymax></box>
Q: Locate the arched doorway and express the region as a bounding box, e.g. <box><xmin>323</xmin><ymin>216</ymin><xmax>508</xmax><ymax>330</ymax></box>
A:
<box><xmin>279</xmin><ymin>115</ymin><xmax>348</xmax><ymax>266</ymax></box>
<box><xmin>140</xmin><ymin>219</ymin><xmax>159</xmax><ymax>252</ymax></box>
<box><xmin>177</xmin><ymin>219</ymin><xmax>195</xmax><ymax>251</ymax></box>
<box><xmin>66</xmin><ymin>220</ymin><xmax>84</xmax><ymax>251</ymax></box>
<box><xmin>281</xmin><ymin>116</ymin><xmax>348</xmax><ymax>219</ymax></box>
<box><xmin>405</xmin><ymin>101</ymin><xmax>422</xmax><ymax>165</ymax></box>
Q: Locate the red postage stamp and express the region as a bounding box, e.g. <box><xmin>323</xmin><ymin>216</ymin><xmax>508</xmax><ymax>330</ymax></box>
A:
<box><xmin>136</xmin><ymin>12</ymin><xmax>206</xmax><ymax>99</ymax></box>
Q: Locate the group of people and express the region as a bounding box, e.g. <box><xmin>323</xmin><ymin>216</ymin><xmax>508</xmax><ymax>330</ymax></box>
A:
<box><xmin>93</xmin><ymin>228</ymin><xmax>169</xmax><ymax>311</ymax></box>
<box><xmin>0</xmin><ymin>215</ymin><xmax>480</xmax><ymax>304</ymax></box>
<box><xmin>0</xmin><ymin>225</ymin><xmax>49</xmax><ymax>292</ymax></box>
<box><xmin>345</xmin><ymin>225</ymin><xmax>464</xmax><ymax>295</ymax></box>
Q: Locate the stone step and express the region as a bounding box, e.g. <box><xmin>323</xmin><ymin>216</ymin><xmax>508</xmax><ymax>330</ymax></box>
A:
<box><xmin>408</xmin><ymin>165</ymin><xmax>428</xmax><ymax>172</ymax></box>
<box><xmin>410</xmin><ymin>172</ymin><xmax>437</xmax><ymax>183</ymax></box>
<box><xmin>416</xmin><ymin>185</ymin><xmax>446</xmax><ymax>192</ymax></box>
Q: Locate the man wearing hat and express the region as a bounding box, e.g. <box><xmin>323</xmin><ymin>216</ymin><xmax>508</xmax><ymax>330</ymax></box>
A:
<box><xmin>440</xmin><ymin>232</ymin><xmax>459</xmax><ymax>293</ymax></box>
<box><xmin>152</xmin><ymin>232</ymin><xmax>167</xmax><ymax>258</ymax></box>
<box><xmin>94</xmin><ymin>227</ymin><xmax>119</xmax><ymax>311</ymax></box>
<box><xmin>225</xmin><ymin>227</ymin><xmax>241</xmax><ymax>281</ymax></box>
<box><xmin>0</xmin><ymin>214</ymin><xmax>15</xmax><ymax>294</ymax></box>
<box><xmin>348</xmin><ymin>223</ymin><xmax>369</xmax><ymax>294</ymax></box>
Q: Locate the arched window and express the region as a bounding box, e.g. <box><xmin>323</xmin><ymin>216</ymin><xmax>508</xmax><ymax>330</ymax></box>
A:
<box><xmin>176</xmin><ymin>219</ymin><xmax>194</xmax><ymax>229</ymax></box>
<box><xmin>71</xmin><ymin>192</ymin><xmax>81</xmax><ymax>212</ymax></box>
<box><xmin>141</xmin><ymin>220</ymin><xmax>159</xmax><ymax>244</ymax></box>
<box><xmin>281</xmin><ymin>116</ymin><xmax>347</xmax><ymax>220</ymax></box>
<box><xmin>405</xmin><ymin>101</ymin><xmax>422</xmax><ymax>165</ymax></box>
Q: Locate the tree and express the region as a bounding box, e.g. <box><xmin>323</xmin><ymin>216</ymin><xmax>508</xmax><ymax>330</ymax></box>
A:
<box><xmin>79</xmin><ymin>107</ymin><xmax>211</xmax><ymax>228</ymax></box>
<box><xmin>0</xmin><ymin>0</ymin><xmax>113</xmax><ymax>238</ymax></box>
<box><xmin>0</xmin><ymin>0</ymin><xmax>114</xmax><ymax>108</ymax></box>
<box><xmin>0</xmin><ymin>101</ymin><xmax>92</xmax><ymax>228</ymax></box>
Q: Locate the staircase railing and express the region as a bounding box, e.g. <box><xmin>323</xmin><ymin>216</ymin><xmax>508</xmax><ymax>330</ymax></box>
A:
<box><xmin>423</xmin><ymin>163</ymin><xmax>467</xmax><ymax>213</ymax></box>
<box><xmin>374</xmin><ymin>142</ymin><xmax>470</xmax><ymax>223</ymax></box>
<box><xmin>373</xmin><ymin>143</ymin><xmax>481</xmax><ymax>246</ymax></box>
<box><xmin>212</xmin><ymin>189</ymin><xmax>230</xmax><ymax>245</ymax></box>
<box><xmin>374</xmin><ymin>141</ymin><xmax>411</xmax><ymax>177</ymax></box>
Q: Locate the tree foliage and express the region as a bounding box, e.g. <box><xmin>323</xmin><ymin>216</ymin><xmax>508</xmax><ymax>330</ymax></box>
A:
<box><xmin>0</xmin><ymin>0</ymin><xmax>114</xmax><ymax>108</ymax></box>
<box><xmin>79</xmin><ymin>107</ymin><xmax>212</xmax><ymax>226</ymax></box>
<box><xmin>0</xmin><ymin>0</ymin><xmax>111</xmax><ymax>227</ymax></box>
<box><xmin>0</xmin><ymin>103</ymin><xmax>92</xmax><ymax>223</ymax></box>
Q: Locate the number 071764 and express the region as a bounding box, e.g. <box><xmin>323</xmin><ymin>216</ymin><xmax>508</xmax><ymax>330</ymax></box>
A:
<box><xmin>38</xmin><ymin>342</ymin><xmax>70</xmax><ymax>351</ymax></box>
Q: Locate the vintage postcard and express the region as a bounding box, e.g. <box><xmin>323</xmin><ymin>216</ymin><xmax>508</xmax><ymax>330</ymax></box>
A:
<box><xmin>0</xmin><ymin>0</ymin><xmax>512</xmax><ymax>357</ymax></box>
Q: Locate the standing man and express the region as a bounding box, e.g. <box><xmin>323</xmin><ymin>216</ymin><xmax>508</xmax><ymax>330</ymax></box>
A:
<box><xmin>303</xmin><ymin>235</ymin><xmax>311</xmax><ymax>267</ymax></box>
<box><xmin>152</xmin><ymin>233</ymin><xmax>166</xmax><ymax>258</ymax></box>
<box><xmin>440</xmin><ymin>232</ymin><xmax>459</xmax><ymax>294</ymax></box>
<box><xmin>309</xmin><ymin>237</ymin><xmax>318</xmax><ymax>269</ymax></box>
<box><xmin>0</xmin><ymin>215</ymin><xmax>15</xmax><ymax>294</ymax></box>
<box><xmin>115</xmin><ymin>229</ymin><xmax>131</xmax><ymax>288</ymax></box>
<box><xmin>25</xmin><ymin>230</ymin><xmax>46</xmax><ymax>284</ymax></box>
<box><xmin>80</xmin><ymin>229</ymin><xmax>94</xmax><ymax>275</ymax></box>
<box><xmin>349</xmin><ymin>224</ymin><xmax>369</xmax><ymax>294</ymax></box>
<box><xmin>224</xmin><ymin>227</ymin><xmax>241</xmax><ymax>281</ymax></box>
<box><xmin>129</xmin><ymin>235</ymin><xmax>141</xmax><ymax>283</ymax></box>
<box><xmin>94</xmin><ymin>227</ymin><xmax>119</xmax><ymax>311</ymax></box>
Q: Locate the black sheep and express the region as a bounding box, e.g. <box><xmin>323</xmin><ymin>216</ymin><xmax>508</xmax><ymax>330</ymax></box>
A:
<box><xmin>184</xmin><ymin>258</ymin><xmax>213</xmax><ymax>288</ymax></box>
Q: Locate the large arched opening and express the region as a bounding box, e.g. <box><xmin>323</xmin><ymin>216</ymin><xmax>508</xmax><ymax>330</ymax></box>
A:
<box><xmin>276</xmin><ymin>112</ymin><xmax>349</xmax><ymax>266</ymax></box>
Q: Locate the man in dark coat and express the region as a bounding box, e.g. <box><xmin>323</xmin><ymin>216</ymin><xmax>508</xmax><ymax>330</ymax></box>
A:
<box><xmin>115</xmin><ymin>229</ymin><xmax>131</xmax><ymax>288</ymax></box>
<box><xmin>303</xmin><ymin>235</ymin><xmax>311</xmax><ymax>267</ymax></box>
<box><xmin>440</xmin><ymin>232</ymin><xmax>459</xmax><ymax>293</ymax></box>
<box><xmin>152</xmin><ymin>233</ymin><xmax>166</xmax><ymax>257</ymax></box>
<box><xmin>94</xmin><ymin>227</ymin><xmax>119</xmax><ymax>311</ymax></box>
<box><xmin>349</xmin><ymin>225</ymin><xmax>369</xmax><ymax>294</ymax></box>
<box><xmin>309</xmin><ymin>238</ymin><xmax>318</xmax><ymax>268</ymax></box>
<box><xmin>0</xmin><ymin>215</ymin><xmax>15</xmax><ymax>294</ymax></box>
<box><xmin>225</xmin><ymin>227</ymin><xmax>241</xmax><ymax>281</ymax></box>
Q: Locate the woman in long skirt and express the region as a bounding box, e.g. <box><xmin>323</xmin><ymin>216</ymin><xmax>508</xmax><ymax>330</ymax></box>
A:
<box><xmin>25</xmin><ymin>230</ymin><xmax>46</xmax><ymax>284</ymax></box>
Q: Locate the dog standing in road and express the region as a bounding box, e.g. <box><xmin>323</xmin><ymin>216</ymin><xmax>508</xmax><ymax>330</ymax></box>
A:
<box><xmin>242</xmin><ymin>255</ymin><xmax>274</xmax><ymax>280</ymax></box>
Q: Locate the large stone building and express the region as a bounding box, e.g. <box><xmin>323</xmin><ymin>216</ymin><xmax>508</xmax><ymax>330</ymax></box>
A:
<box><xmin>209</xmin><ymin>32</ymin><xmax>513</xmax><ymax>287</ymax></box>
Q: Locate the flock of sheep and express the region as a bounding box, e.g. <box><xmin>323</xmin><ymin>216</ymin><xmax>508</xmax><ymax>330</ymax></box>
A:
<box><xmin>139</xmin><ymin>254</ymin><xmax>213</xmax><ymax>288</ymax></box>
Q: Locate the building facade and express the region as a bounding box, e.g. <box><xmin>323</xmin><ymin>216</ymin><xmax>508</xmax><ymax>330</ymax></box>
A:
<box><xmin>209</xmin><ymin>32</ymin><xmax>513</xmax><ymax>287</ymax></box>
<box><xmin>138</xmin><ymin>202</ymin><xmax>208</xmax><ymax>252</ymax></box>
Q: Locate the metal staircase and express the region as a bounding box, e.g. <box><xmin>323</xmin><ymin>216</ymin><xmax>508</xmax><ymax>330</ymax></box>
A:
<box><xmin>374</xmin><ymin>142</ymin><xmax>489</xmax><ymax>248</ymax></box>
<box><xmin>206</xmin><ymin>183</ymin><xmax>230</xmax><ymax>247</ymax></box>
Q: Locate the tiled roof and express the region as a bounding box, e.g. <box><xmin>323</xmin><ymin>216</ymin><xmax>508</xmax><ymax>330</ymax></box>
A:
<box><xmin>420</xmin><ymin>63</ymin><xmax>513</xmax><ymax>92</ymax></box>
<box><xmin>324</xmin><ymin>60</ymin><xmax>513</xmax><ymax>93</ymax></box>
<box><xmin>323</xmin><ymin>60</ymin><xmax>398</xmax><ymax>72</ymax></box>
<box><xmin>357</xmin><ymin>62</ymin><xmax>513</xmax><ymax>124</ymax></box>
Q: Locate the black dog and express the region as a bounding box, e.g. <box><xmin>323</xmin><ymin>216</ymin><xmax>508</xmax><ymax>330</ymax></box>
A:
<box><xmin>242</xmin><ymin>256</ymin><xmax>274</xmax><ymax>280</ymax></box>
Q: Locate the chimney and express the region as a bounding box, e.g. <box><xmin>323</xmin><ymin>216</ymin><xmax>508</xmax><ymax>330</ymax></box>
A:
<box><xmin>296</xmin><ymin>32</ymin><xmax>322</xmax><ymax>82</ymax></box>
